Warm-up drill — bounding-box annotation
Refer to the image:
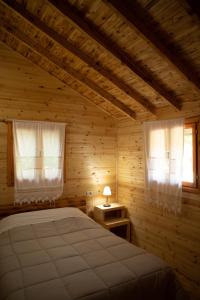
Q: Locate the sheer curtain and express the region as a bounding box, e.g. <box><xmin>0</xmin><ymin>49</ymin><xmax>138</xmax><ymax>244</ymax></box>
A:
<box><xmin>144</xmin><ymin>118</ymin><xmax>184</xmax><ymax>214</ymax></box>
<box><xmin>13</xmin><ymin>120</ymin><xmax>65</xmax><ymax>204</ymax></box>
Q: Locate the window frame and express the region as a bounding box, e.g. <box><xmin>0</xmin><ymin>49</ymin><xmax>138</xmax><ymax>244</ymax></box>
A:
<box><xmin>7</xmin><ymin>121</ymin><xmax>14</xmax><ymax>187</ymax></box>
<box><xmin>182</xmin><ymin>118</ymin><xmax>200</xmax><ymax>193</ymax></box>
<box><xmin>7</xmin><ymin>121</ymin><xmax>67</xmax><ymax>187</ymax></box>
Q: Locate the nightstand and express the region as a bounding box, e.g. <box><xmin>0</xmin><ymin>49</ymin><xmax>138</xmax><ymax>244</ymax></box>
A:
<box><xmin>94</xmin><ymin>203</ymin><xmax>130</xmax><ymax>241</ymax></box>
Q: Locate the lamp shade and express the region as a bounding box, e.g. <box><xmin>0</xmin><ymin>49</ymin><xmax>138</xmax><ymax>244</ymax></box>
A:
<box><xmin>103</xmin><ymin>186</ymin><xmax>112</xmax><ymax>196</ymax></box>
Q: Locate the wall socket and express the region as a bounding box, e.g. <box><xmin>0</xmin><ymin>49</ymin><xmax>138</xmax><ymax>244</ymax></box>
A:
<box><xmin>86</xmin><ymin>191</ymin><xmax>93</xmax><ymax>196</ymax></box>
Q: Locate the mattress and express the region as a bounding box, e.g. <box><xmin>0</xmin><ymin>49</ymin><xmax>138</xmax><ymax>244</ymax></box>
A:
<box><xmin>0</xmin><ymin>207</ymin><xmax>186</xmax><ymax>300</ymax></box>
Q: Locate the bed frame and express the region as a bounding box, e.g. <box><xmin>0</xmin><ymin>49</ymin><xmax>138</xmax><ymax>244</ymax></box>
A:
<box><xmin>0</xmin><ymin>197</ymin><xmax>87</xmax><ymax>219</ymax></box>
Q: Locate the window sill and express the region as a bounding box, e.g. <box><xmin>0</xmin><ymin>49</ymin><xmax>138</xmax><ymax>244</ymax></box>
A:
<box><xmin>182</xmin><ymin>186</ymin><xmax>200</xmax><ymax>194</ymax></box>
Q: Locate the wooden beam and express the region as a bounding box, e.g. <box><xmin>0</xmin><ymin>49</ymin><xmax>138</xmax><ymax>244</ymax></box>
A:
<box><xmin>0</xmin><ymin>37</ymin><xmax>116</xmax><ymax>120</ymax></box>
<box><xmin>106</xmin><ymin>0</ymin><xmax>200</xmax><ymax>91</ymax></box>
<box><xmin>0</xmin><ymin>21</ymin><xmax>136</xmax><ymax>120</ymax></box>
<box><xmin>48</xmin><ymin>0</ymin><xmax>181</xmax><ymax>110</ymax></box>
<box><xmin>0</xmin><ymin>29</ymin><xmax>126</xmax><ymax>120</ymax></box>
<box><xmin>1</xmin><ymin>0</ymin><xmax>155</xmax><ymax>115</ymax></box>
<box><xmin>179</xmin><ymin>0</ymin><xmax>200</xmax><ymax>26</ymax></box>
<box><xmin>185</xmin><ymin>0</ymin><xmax>200</xmax><ymax>19</ymax></box>
<box><xmin>0</xmin><ymin>36</ymin><xmax>119</xmax><ymax>120</ymax></box>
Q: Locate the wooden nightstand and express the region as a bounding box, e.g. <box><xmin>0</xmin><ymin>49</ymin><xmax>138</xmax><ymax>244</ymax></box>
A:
<box><xmin>94</xmin><ymin>203</ymin><xmax>130</xmax><ymax>241</ymax></box>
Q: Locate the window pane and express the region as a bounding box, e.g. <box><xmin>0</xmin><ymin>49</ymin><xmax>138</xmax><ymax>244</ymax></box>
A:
<box><xmin>183</xmin><ymin>127</ymin><xmax>194</xmax><ymax>183</ymax></box>
<box><xmin>15</xmin><ymin>127</ymin><xmax>37</xmax><ymax>181</ymax></box>
<box><xmin>42</xmin><ymin>129</ymin><xmax>61</xmax><ymax>180</ymax></box>
<box><xmin>149</xmin><ymin>129</ymin><xmax>169</xmax><ymax>183</ymax></box>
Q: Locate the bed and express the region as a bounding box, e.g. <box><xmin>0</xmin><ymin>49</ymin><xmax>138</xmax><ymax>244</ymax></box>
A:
<box><xmin>0</xmin><ymin>207</ymin><xmax>186</xmax><ymax>300</ymax></box>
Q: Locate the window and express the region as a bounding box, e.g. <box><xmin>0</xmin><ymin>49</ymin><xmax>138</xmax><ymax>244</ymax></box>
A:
<box><xmin>7</xmin><ymin>120</ymin><xmax>66</xmax><ymax>204</ymax></box>
<box><xmin>14</xmin><ymin>124</ymin><xmax>64</xmax><ymax>183</ymax></box>
<box><xmin>182</xmin><ymin>121</ymin><xmax>199</xmax><ymax>191</ymax></box>
<box><xmin>7</xmin><ymin>121</ymin><xmax>66</xmax><ymax>186</ymax></box>
<box><xmin>148</xmin><ymin>126</ymin><xmax>183</xmax><ymax>184</ymax></box>
<box><xmin>144</xmin><ymin>119</ymin><xmax>184</xmax><ymax>214</ymax></box>
<box><xmin>143</xmin><ymin>119</ymin><xmax>199</xmax><ymax>194</ymax></box>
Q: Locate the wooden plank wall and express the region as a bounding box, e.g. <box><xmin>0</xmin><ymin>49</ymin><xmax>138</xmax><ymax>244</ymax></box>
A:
<box><xmin>0</xmin><ymin>42</ymin><xmax>117</xmax><ymax>210</ymax></box>
<box><xmin>117</xmin><ymin>119</ymin><xmax>200</xmax><ymax>300</ymax></box>
<box><xmin>1</xmin><ymin>39</ymin><xmax>200</xmax><ymax>299</ymax></box>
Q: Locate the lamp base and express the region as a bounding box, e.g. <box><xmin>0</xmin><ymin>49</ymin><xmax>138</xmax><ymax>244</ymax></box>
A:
<box><xmin>103</xmin><ymin>203</ymin><xmax>111</xmax><ymax>207</ymax></box>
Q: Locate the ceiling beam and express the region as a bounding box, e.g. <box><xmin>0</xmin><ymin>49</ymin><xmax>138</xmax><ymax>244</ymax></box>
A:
<box><xmin>185</xmin><ymin>0</ymin><xmax>200</xmax><ymax>19</ymax></box>
<box><xmin>0</xmin><ymin>35</ymin><xmax>116</xmax><ymax>120</ymax></box>
<box><xmin>0</xmin><ymin>20</ymin><xmax>136</xmax><ymax>120</ymax></box>
<box><xmin>106</xmin><ymin>0</ymin><xmax>200</xmax><ymax>91</ymax></box>
<box><xmin>48</xmin><ymin>0</ymin><xmax>181</xmax><ymax>110</ymax></box>
<box><xmin>179</xmin><ymin>0</ymin><xmax>200</xmax><ymax>25</ymax></box>
<box><xmin>1</xmin><ymin>0</ymin><xmax>155</xmax><ymax>115</ymax></box>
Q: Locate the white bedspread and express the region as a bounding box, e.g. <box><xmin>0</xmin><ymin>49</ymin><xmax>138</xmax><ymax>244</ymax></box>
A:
<box><xmin>0</xmin><ymin>208</ymin><xmax>187</xmax><ymax>300</ymax></box>
<box><xmin>0</xmin><ymin>207</ymin><xmax>88</xmax><ymax>234</ymax></box>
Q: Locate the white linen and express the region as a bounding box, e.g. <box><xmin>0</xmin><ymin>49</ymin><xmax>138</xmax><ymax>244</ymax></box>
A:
<box><xmin>144</xmin><ymin>118</ymin><xmax>184</xmax><ymax>214</ymax></box>
<box><xmin>0</xmin><ymin>209</ymin><xmax>185</xmax><ymax>300</ymax></box>
<box><xmin>13</xmin><ymin>120</ymin><xmax>65</xmax><ymax>204</ymax></box>
<box><xmin>0</xmin><ymin>207</ymin><xmax>88</xmax><ymax>234</ymax></box>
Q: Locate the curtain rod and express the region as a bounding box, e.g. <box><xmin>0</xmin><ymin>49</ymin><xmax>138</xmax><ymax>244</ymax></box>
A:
<box><xmin>0</xmin><ymin>119</ymin><xmax>67</xmax><ymax>124</ymax></box>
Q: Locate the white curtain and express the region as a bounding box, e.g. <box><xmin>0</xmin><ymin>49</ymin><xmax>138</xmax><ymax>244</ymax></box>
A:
<box><xmin>13</xmin><ymin>120</ymin><xmax>65</xmax><ymax>204</ymax></box>
<box><xmin>144</xmin><ymin>118</ymin><xmax>184</xmax><ymax>214</ymax></box>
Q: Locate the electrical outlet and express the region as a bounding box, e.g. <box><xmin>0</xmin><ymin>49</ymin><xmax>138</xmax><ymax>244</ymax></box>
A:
<box><xmin>86</xmin><ymin>191</ymin><xmax>93</xmax><ymax>196</ymax></box>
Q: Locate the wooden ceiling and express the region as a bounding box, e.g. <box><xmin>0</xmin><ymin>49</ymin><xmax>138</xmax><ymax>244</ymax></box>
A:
<box><xmin>0</xmin><ymin>0</ymin><xmax>200</xmax><ymax>121</ymax></box>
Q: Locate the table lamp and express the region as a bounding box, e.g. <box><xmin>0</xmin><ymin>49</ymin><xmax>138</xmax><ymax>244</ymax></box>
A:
<box><xmin>103</xmin><ymin>185</ymin><xmax>112</xmax><ymax>207</ymax></box>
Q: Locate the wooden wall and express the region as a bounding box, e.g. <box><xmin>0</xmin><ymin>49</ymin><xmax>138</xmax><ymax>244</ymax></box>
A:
<box><xmin>0</xmin><ymin>42</ymin><xmax>117</xmax><ymax>208</ymax></box>
<box><xmin>1</xmin><ymin>38</ymin><xmax>200</xmax><ymax>299</ymax></box>
<box><xmin>117</xmin><ymin>119</ymin><xmax>200</xmax><ymax>300</ymax></box>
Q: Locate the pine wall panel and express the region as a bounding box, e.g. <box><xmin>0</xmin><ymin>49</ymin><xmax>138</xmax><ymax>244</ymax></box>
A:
<box><xmin>117</xmin><ymin>119</ymin><xmax>200</xmax><ymax>300</ymax></box>
<box><xmin>0</xmin><ymin>43</ymin><xmax>117</xmax><ymax>208</ymax></box>
<box><xmin>1</xmin><ymin>39</ymin><xmax>200</xmax><ymax>300</ymax></box>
